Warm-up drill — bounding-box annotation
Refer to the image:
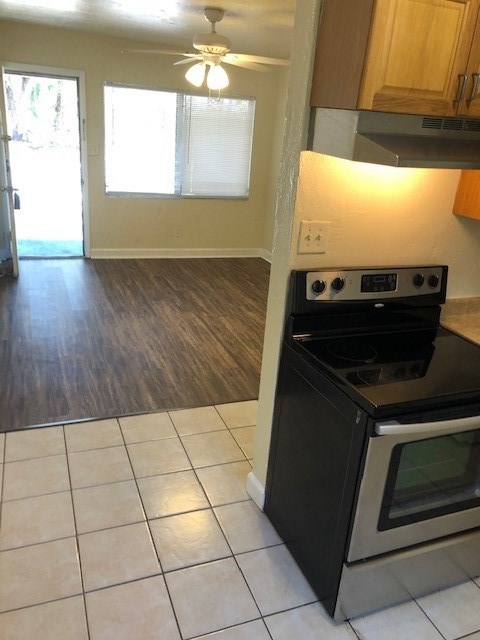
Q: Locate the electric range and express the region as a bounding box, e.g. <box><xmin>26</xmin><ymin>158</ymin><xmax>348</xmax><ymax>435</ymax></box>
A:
<box><xmin>265</xmin><ymin>265</ymin><xmax>480</xmax><ymax>620</ymax></box>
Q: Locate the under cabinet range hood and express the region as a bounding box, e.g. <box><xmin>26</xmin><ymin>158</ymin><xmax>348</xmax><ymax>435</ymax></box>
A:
<box><xmin>308</xmin><ymin>109</ymin><xmax>480</xmax><ymax>169</ymax></box>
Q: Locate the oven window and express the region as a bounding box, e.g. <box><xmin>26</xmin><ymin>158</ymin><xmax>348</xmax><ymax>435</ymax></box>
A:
<box><xmin>378</xmin><ymin>429</ymin><xmax>480</xmax><ymax>531</ymax></box>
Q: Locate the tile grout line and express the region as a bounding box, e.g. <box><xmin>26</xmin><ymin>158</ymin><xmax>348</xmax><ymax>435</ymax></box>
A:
<box><xmin>172</xmin><ymin>409</ymin><xmax>275</xmax><ymax>639</ymax></box>
<box><xmin>212</xmin><ymin>404</ymin><xmax>256</xmax><ymax>461</ymax></box>
<box><xmin>148</xmin><ymin>411</ymin><xmax>240</xmax><ymax>639</ymax></box>
<box><xmin>208</xmin><ymin>506</ymin><xmax>275</xmax><ymax>640</ymax></box>
<box><xmin>410</xmin><ymin>598</ymin><xmax>449</xmax><ymax>640</ymax></box>
<box><xmin>413</xmin><ymin>580</ymin><xmax>480</xmax><ymax>640</ymax></box>
<box><xmin>188</xmin><ymin>617</ymin><xmax>270</xmax><ymax>640</ymax></box>
<box><xmin>62</xmin><ymin>424</ymin><xmax>92</xmax><ymax>640</ymax></box>
<box><xmin>0</xmin><ymin>593</ymin><xmax>94</xmax><ymax>617</ymax></box>
<box><xmin>116</xmin><ymin>416</ymin><xmax>186</xmax><ymax>640</ymax></box>
<box><xmin>0</xmin><ymin>527</ymin><xmax>79</xmax><ymax>553</ymax></box>
<box><xmin>168</xmin><ymin>408</ymin><xmax>249</xmax><ymax>514</ymax></box>
<box><xmin>120</xmin><ymin>413</ymin><xmax>276</xmax><ymax>571</ymax></box>
<box><xmin>347</xmin><ymin>619</ymin><xmax>364</xmax><ymax>639</ymax></box>
<box><xmin>456</xmin><ymin>630</ymin><xmax>480</xmax><ymax>640</ymax></box>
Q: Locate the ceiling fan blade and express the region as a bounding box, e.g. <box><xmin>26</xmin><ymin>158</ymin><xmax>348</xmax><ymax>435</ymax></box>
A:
<box><xmin>121</xmin><ymin>48</ymin><xmax>197</xmax><ymax>57</ymax></box>
<box><xmin>221</xmin><ymin>58</ymin><xmax>269</xmax><ymax>72</ymax></box>
<box><xmin>173</xmin><ymin>58</ymin><xmax>201</xmax><ymax>66</ymax></box>
<box><xmin>223</xmin><ymin>53</ymin><xmax>290</xmax><ymax>66</ymax></box>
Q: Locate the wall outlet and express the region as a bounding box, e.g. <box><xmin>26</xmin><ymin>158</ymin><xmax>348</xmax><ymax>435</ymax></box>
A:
<box><xmin>298</xmin><ymin>220</ymin><xmax>331</xmax><ymax>254</ymax></box>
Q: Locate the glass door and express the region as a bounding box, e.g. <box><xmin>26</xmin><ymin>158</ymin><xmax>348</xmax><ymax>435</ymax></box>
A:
<box><xmin>3</xmin><ymin>70</ymin><xmax>84</xmax><ymax>258</ymax></box>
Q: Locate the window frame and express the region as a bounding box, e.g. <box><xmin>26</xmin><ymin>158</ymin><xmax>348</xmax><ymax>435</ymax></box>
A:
<box><xmin>103</xmin><ymin>82</ymin><xmax>256</xmax><ymax>200</ymax></box>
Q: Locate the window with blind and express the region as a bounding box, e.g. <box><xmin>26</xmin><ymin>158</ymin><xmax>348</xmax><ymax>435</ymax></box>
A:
<box><xmin>104</xmin><ymin>84</ymin><xmax>255</xmax><ymax>198</ymax></box>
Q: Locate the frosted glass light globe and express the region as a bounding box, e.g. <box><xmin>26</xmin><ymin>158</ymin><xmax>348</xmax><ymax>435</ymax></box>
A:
<box><xmin>185</xmin><ymin>62</ymin><xmax>207</xmax><ymax>87</ymax></box>
<box><xmin>207</xmin><ymin>64</ymin><xmax>229</xmax><ymax>90</ymax></box>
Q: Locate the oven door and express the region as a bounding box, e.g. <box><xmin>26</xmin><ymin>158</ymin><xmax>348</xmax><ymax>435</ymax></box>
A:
<box><xmin>347</xmin><ymin>414</ymin><xmax>480</xmax><ymax>562</ymax></box>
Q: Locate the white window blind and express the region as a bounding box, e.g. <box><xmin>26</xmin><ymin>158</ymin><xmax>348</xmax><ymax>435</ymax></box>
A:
<box><xmin>104</xmin><ymin>84</ymin><xmax>255</xmax><ymax>198</ymax></box>
<box><xmin>181</xmin><ymin>95</ymin><xmax>255</xmax><ymax>197</ymax></box>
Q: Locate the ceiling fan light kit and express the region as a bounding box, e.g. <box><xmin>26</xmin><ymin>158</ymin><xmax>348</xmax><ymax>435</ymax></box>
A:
<box><xmin>185</xmin><ymin>59</ymin><xmax>229</xmax><ymax>90</ymax></box>
<box><xmin>186</xmin><ymin>7</ymin><xmax>230</xmax><ymax>90</ymax></box>
<box><xmin>206</xmin><ymin>63</ymin><xmax>229</xmax><ymax>90</ymax></box>
<box><xmin>185</xmin><ymin>61</ymin><xmax>206</xmax><ymax>87</ymax></box>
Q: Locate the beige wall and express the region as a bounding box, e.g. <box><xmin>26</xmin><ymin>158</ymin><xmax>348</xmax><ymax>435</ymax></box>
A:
<box><xmin>0</xmin><ymin>19</ymin><xmax>287</xmax><ymax>254</ymax></box>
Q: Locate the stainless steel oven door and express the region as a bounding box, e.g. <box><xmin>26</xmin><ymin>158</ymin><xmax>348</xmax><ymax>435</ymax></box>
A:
<box><xmin>347</xmin><ymin>415</ymin><xmax>480</xmax><ymax>562</ymax></box>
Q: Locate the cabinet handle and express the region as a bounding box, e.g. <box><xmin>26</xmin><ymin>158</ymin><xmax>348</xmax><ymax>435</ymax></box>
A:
<box><xmin>467</xmin><ymin>73</ymin><xmax>480</xmax><ymax>105</ymax></box>
<box><xmin>453</xmin><ymin>73</ymin><xmax>468</xmax><ymax>104</ymax></box>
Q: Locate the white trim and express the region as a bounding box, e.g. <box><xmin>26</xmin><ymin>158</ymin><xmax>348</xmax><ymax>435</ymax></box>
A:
<box><xmin>2</xmin><ymin>62</ymin><xmax>90</xmax><ymax>258</ymax></box>
<box><xmin>3</xmin><ymin>61</ymin><xmax>84</xmax><ymax>78</ymax></box>
<box><xmin>0</xmin><ymin>70</ymin><xmax>19</xmax><ymax>275</ymax></box>
<box><xmin>90</xmin><ymin>248</ymin><xmax>271</xmax><ymax>260</ymax></box>
<box><xmin>246</xmin><ymin>471</ymin><xmax>266</xmax><ymax>510</ymax></box>
<box><xmin>260</xmin><ymin>248</ymin><xmax>272</xmax><ymax>263</ymax></box>
<box><xmin>77</xmin><ymin>71</ymin><xmax>90</xmax><ymax>258</ymax></box>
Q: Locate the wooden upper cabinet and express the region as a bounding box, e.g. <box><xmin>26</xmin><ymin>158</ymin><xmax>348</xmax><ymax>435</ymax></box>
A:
<box><xmin>360</xmin><ymin>0</ymin><xmax>480</xmax><ymax>115</ymax></box>
<box><xmin>453</xmin><ymin>170</ymin><xmax>480</xmax><ymax>218</ymax></box>
<box><xmin>311</xmin><ymin>0</ymin><xmax>480</xmax><ymax>117</ymax></box>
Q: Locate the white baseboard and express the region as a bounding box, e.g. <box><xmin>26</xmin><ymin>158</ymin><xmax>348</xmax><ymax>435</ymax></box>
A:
<box><xmin>260</xmin><ymin>248</ymin><xmax>272</xmax><ymax>263</ymax></box>
<box><xmin>90</xmin><ymin>248</ymin><xmax>272</xmax><ymax>261</ymax></box>
<box><xmin>246</xmin><ymin>471</ymin><xmax>266</xmax><ymax>510</ymax></box>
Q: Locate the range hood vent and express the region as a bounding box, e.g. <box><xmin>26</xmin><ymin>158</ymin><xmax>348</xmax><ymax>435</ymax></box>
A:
<box><xmin>422</xmin><ymin>116</ymin><xmax>480</xmax><ymax>132</ymax></box>
<box><xmin>308</xmin><ymin>109</ymin><xmax>480</xmax><ymax>168</ymax></box>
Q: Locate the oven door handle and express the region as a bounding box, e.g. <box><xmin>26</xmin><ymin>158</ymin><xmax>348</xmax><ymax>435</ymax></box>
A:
<box><xmin>375</xmin><ymin>414</ymin><xmax>480</xmax><ymax>436</ymax></box>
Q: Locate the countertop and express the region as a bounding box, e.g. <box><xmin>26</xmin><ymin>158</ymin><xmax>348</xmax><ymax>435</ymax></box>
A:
<box><xmin>440</xmin><ymin>297</ymin><xmax>480</xmax><ymax>346</ymax></box>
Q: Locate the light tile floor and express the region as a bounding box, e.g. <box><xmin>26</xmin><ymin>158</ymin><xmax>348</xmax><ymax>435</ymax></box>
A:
<box><xmin>1</xmin><ymin>400</ymin><xmax>480</xmax><ymax>639</ymax></box>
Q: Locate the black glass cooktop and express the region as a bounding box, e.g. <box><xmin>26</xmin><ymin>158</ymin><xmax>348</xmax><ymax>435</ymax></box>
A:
<box><xmin>296</xmin><ymin>326</ymin><xmax>480</xmax><ymax>413</ymax></box>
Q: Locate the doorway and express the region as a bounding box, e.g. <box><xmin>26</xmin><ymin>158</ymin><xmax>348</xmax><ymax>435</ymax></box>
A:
<box><xmin>3</xmin><ymin>67</ymin><xmax>87</xmax><ymax>258</ymax></box>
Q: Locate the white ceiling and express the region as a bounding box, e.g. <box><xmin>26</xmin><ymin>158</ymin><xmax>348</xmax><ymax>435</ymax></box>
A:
<box><xmin>0</xmin><ymin>0</ymin><xmax>296</xmax><ymax>60</ymax></box>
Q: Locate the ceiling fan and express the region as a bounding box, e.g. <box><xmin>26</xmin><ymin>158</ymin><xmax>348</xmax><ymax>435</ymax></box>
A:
<box><xmin>124</xmin><ymin>6</ymin><xmax>290</xmax><ymax>91</ymax></box>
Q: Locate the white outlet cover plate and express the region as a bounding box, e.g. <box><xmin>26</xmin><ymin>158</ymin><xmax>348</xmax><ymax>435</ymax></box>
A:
<box><xmin>298</xmin><ymin>220</ymin><xmax>331</xmax><ymax>254</ymax></box>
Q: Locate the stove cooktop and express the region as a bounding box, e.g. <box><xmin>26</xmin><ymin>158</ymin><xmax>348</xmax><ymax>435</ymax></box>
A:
<box><xmin>287</xmin><ymin>266</ymin><xmax>480</xmax><ymax>416</ymax></box>
<box><xmin>294</xmin><ymin>326</ymin><xmax>480</xmax><ymax>415</ymax></box>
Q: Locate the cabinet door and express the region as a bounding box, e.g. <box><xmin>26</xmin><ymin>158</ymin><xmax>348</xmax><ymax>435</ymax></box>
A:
<box><xmin>453</xmin><ymin>170</ymin><xmax>480</xmax><ymax>218</ymax></box>
<box><xmin>359</xmin><ymin>0</ymin><xmax>480</xmax><ymax>116</ymax></box>
<box><xmin>458</xmin><ymin>16</ymin><xmax>480</xmax><ymax>115</ymax></box>
<box><xmin>310</xmin><ymin>0</ymin><xmax>375</xmax><ymax>108</ymax></box>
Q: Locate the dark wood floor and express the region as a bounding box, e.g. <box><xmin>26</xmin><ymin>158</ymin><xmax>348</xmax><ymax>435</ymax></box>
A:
<box><xmin>0</xmin><ymin>258</ymin><xmax>270</xmax><ymax>431</ymax></box>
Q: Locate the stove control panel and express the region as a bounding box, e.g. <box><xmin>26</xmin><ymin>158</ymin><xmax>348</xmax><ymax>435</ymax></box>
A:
<box><xmin>306</xmin><ymin>266</ymin><xmax>445</xmax><ymax>301</ymax></box>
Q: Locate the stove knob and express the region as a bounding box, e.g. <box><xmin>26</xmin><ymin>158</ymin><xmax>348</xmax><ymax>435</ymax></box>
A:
<box><xmin>331</xmin><ymin>277</ymin><xmax>345</xmax><ymax>293</ymax></box>
<box><xmin>413</xmin><ymin>273</ymin><xmax>424</xmax><ymax>288</ymax></box>
<box><xmin>311</xmin><ymin>279</ymin><xmax>326</xmax><ymax>295</ymax></box>
<box><xmin>428</xmin><ymin>274</ymin><xmax>439</xmax><ymax>288</ymax></box>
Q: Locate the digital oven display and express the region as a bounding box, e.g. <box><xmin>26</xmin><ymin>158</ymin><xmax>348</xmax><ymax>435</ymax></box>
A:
<box><xmin>361</xmin><ymin>273</ymin><xmax>397</xmax><ymax>293</ymax></box>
